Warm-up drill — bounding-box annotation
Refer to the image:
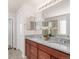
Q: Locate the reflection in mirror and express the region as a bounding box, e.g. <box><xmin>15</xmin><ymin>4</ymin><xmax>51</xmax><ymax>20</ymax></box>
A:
<box><xmin>58</xmin><ymin>18</ymin><xmax>66</xmax><ymax>35</ymax></box>
<box><xmin>29</xmin><ymin>21</ymin><xmax>36</xmax><ymax>30</ymax></box>
<box><xmin>42</xmin><ymin>14</ymin><xmax>70</xmax><ymax>37</ymax></box>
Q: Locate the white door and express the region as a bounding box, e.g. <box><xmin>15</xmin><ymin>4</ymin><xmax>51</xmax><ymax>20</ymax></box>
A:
<box><xmin>8</xmin><ymin>18</ymin><xmax>13</xmax><ymax>48</ymax></box>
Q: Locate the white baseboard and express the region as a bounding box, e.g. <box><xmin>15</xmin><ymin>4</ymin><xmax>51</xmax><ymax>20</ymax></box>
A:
<box><xmin>16</xmin><ymin>48</ymin><xmax>27</xmax><ymax>59</ymax></box>
<box><xmin>22</xmin><ymin>54</ymin><xmax>26</xmax><ymax>58</ymax></box>
<box><xmin>22</xmin><ymin>54</ymin><xmax>28</xmax><ymax>59</ymax></box>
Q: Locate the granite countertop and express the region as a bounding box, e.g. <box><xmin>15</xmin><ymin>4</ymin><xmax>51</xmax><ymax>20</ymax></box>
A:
<box><xmin>25</xmin><ymin>36</ymin><xmax>70</xmax><ymax>54</ymax></box>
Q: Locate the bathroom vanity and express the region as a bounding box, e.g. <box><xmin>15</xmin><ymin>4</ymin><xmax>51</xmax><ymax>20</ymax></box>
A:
<box><xmin>25</xmin><ymin>38</ymin><xmax>70</xmax><ymax>59</ymax></box>
<box><xmin>25</xmin><ymin>14</ymin><xmax>70</xmax><ymax>59</ymax></box>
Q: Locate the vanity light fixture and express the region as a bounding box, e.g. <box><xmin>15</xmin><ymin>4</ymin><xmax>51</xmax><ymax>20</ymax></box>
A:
<box><xmin>38</xmin><ymin>0</ymin><xmax>62</xmax><ymax>12</ymax></box>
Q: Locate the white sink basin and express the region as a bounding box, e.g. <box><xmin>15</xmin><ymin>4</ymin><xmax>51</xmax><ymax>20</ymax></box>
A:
<box><xmin>47</xmin><ymin>39</ymin><xmax>70</xmax><ymax>47</ymax></box>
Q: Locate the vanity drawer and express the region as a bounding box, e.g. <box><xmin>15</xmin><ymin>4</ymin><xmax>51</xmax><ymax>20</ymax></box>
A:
<box><xmin>30</xmin><ymin>40</ymin><xmax>38</xmax><ymax>47</ymax></box>
<box><xmin>25</xmin><ymin>39</ymin><xmax>31</xmax><ymax>44</ymax></box>
<box><xmin>26</xmin><ymin>39</ymin><xmax>38</xmax><ymax>47</ymax></box>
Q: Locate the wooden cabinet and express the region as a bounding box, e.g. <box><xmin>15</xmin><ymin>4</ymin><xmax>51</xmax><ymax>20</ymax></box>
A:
<box><xmin>38</xmin><ymin>44</ymin><xmax>70</xmax><ymax>59</ymax></box>
<box><xmin>51</xmin><ymin>56</ymin><xmax>58</xmax><ymax>59</ymax></box>
<box><xmin>31</xmin><ymin>46</ymin><xmax>37</xmax><ymax>56</ymax></box>
<box><xmin>25</xmin><ymin>39</ymin><xmax>38</xmax><ymax>59</ymax></box>
<box><xmin>25</xmin><ymin>39</ymin><xmax>70</xmax><ymax>59</ymax></box>
<box><xmin>26</xmin><ymin>43</ymin><xmax>30</xmax><ymax>59</ymax></box>
<box><xmin>30</xmin><ymin>54</ymin><xmax>37</xmax><ymax>59</ymax></box>
<box><xmin>38</xmin><ymin>49</ymin><xmax>50</xmax><ymax>59</ymax></box>
<box><xmin>30</xmin><ymin>45</ymin><xmax>37</xmax><ymax>59</ymax></box>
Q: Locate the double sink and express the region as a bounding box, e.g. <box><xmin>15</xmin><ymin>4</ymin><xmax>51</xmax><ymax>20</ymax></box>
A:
<box><xmin>47</xmin><ymin>38</ymin><xmax>70</xmax><ymax>47</ymax></box>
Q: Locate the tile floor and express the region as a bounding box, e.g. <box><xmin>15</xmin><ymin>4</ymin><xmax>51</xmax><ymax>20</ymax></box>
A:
<box><xmin>8</xmin><ymin>49</ymin><xmax>27</xmax><ymax>59</ymax></box>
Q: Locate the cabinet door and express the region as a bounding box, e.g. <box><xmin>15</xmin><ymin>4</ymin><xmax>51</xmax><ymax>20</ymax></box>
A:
<box><xmin>26</xmin><ymin>43</ymin><xmax>30</xmax><ymax>59</ymax></box>
<box><xmin>38</xmin><ymin>49</ymin><xmax>50</xmax><ymax>59</ymax></box>
<box><xmin>31</xmin><ymin>46</ymin><xmax>37</xmax><ymax>56</ymax></box>
<box><xmin>31</xmin><ymin>54</ymin><xmax>37</xmax><ymax>59</ymax></box>
<box><xmin>51</xmin><ymin>56</ymin><xmax>58</xmax><ymax>59</ymax></box>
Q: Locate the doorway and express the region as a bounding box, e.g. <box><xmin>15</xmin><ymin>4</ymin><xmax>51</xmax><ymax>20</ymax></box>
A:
<box><xmin>8</xmin><ymin>18</ymin><xmax>13</xmax><ymax>49</ymax></box>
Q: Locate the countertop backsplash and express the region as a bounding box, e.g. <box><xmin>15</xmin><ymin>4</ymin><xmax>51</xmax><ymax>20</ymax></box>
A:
<box><xmin>25</xmin><ymin>34</ymin><xmax>70</xmax><ymax>40</ymax></box>
<box><xmin>25</xmin><ymin>34</ymin><xmax>42</xmax><ymax>38</ymax></box>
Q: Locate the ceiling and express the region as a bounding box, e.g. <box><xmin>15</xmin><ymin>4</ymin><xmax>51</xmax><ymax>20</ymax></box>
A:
<box><xmin>8</xmin><ymin>0</ymin><xmax>52</xmax><ymax>14</ymax></box>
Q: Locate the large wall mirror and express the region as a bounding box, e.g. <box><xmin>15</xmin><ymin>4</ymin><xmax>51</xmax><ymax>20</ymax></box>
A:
<box><xmin>25</xmin><ymin>16</ymin><xmax>37</xmax><ymax>30</ymax></box>
<box><xmin>42</xmin><ymin>14</ymin><xmax>70</xmax><ymax>36</ymax></box>
<box><xmin>25</xmin><ymin>14</ymin><xmax>70</xmax><ymax>36</ymax></box>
